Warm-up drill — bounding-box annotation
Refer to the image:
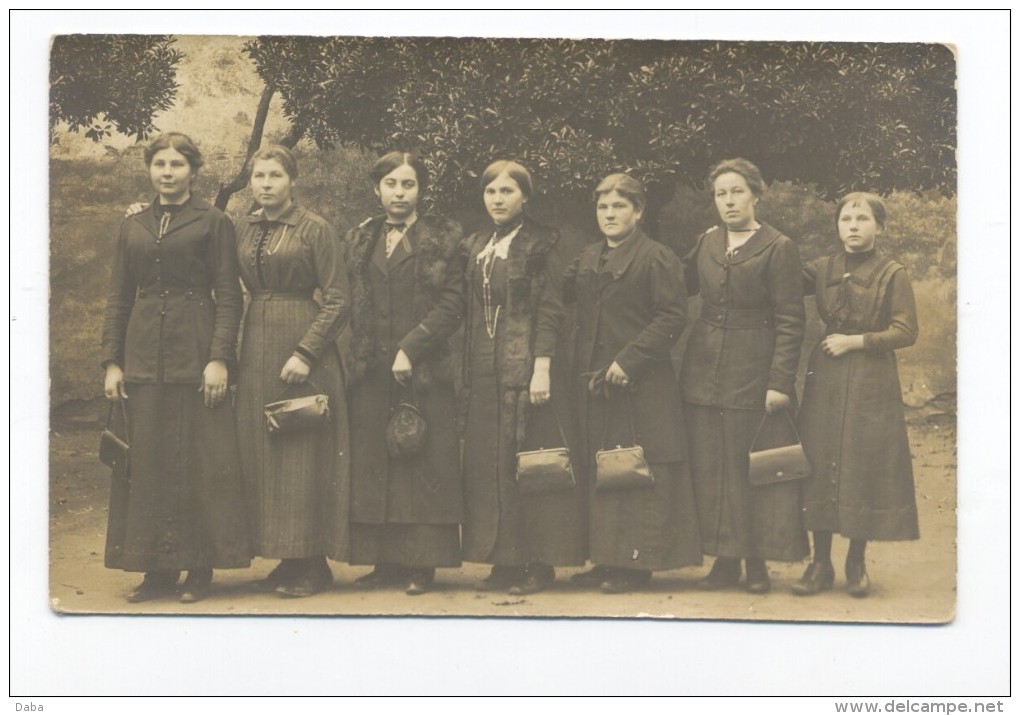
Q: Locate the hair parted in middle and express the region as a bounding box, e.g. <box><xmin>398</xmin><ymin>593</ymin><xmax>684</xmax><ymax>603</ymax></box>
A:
<box><xmin>593</xmin><ymin>173</ymin><xmax>647</xmax><ymax>213</ymax></box>
<box><xmin>370</xmin><ymin>151</ymin><xmax>429</xmax><ymax>196</ymax></box>
<box><xmin>708</xmin><ymin>157</ymin><xmax>766</xmax><ymax>197</ymax></box>
<box><xmin>249</xmin><ymin>144</ymin><xmax>299</xmax><ymax>179</ymax></box>
<box><xmin>480</xmin><ymin>159</ymin><xmax>534</xmax><ymax>199</ymax></box>
<box><xmin>144</xmin><ymin>131</ymin><xmax>204</xmax><ymax>171</ymax></box>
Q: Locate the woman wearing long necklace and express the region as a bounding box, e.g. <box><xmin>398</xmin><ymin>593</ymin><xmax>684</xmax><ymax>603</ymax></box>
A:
<box><xmin>461</xmin><ymin>160</ymin><xmax>584</xmax><ymax>595</ymax></box>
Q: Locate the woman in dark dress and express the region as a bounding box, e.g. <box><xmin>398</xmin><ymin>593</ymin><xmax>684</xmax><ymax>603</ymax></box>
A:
<box><xmin>101</xmin><ymin>132</ymin><xmax>251</xmax><ymax>603</ymax></box>
<box><xmin>682</xmin><ymin>158</ymin><xmax>808</xmax><ymax>594</ymax></box>
<box><xmin>793</xmin><ymin>192</ymin><xmax>919</xmax><ymax>598</ymax></box>
<box><xmin>564</xmin><ymin>173</ymin><xmax>702</xmax><ymax>594</ymax></box>
<box><xmin>461</xmin><ymin>160</ymin><xmax>585</xmax><ymax>595</ymax></box>
<box><xmin>344</xmin><ymin>152</ymin><xmax>465</xmax><ymax>596</ymax></box>
<box><xmin>234</xmin><ymin>145</ymin><xmax>351</xmax><ymax>597</ymax></box>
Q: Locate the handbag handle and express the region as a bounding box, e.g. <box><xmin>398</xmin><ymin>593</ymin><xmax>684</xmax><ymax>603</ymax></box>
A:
<box><xmin>392</xmin><ymin>378</ymin><xmax>419</xmax><ymax>408</ymax></box>
<box><xmin>271</xmin><ymin>379</ymin><xmax>324</xmax><ymax>403</ymax></box>
<box><xmin>528</xmin><ymin>402</ymin><xmax>570</xmax><ymax>451</ymax></box>
<box><xmin>598</xmin><ymin>386</ymin><xmax>640</xmax><ymax>450</ymax></box>
<box><xmin>105</xmin><ymin>399</ymin><xmax>130</xmax><ymax>435</ymax></box>
<box><xmin>749</xmin><ymin>409</ymin><xmax>802</xmax><ymax>453</ymax></box>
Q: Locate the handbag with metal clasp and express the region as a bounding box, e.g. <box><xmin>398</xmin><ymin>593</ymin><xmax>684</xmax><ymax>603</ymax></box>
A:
<box><xmin>747</xmin><ymin>410</ymin><xmax>812</xmax><ymax>486</ymax></box>
<box><xmin>594</xmin><ymin>387</ymin><xmax>654</xmax><ymax>492</ymax></box>
<box><xmin>516</xmin><ymin>405</ymin><xmax>575</xmax><ymax>495</ymax></box>
<box><xmin>264</xmin><ymin>380</ymin><xmax>331</xmax><ymax>437</ymax></box>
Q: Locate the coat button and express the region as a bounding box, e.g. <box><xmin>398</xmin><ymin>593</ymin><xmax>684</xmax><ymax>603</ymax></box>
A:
<box><xmin>155</xmin><ymin>257</ymin><xmax>161</xmax><ymax>263</ymax></box>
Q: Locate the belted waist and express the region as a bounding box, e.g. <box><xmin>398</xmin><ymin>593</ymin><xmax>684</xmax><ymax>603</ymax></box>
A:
<box><xmin>249</xmin><ymin>290</ymin><xmax>316</xmax><ymax>301</ymax></box>
<box><xmin>699</xmin><ymin>303</ymin><xmax>772</xmax><ymax>328</ymax></box>
<box><xmin>136</xmin><ymin>286</ymin><xmax>212</xmax><ymax>300</ymax></box>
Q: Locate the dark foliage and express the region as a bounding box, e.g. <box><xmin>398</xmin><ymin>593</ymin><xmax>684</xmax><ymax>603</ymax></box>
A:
<box><xmin>50</xmin><ymin>35</ymin><xmax>183</xmax><ymax>143</ymax></box>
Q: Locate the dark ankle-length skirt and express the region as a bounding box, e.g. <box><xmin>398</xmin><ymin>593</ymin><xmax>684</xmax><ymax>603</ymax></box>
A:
<box><xmin>686</xmin><ymin>403</ymin><xmax>809</xmax><ymax>562</ymax></box>
<box><xmin>349</xmin><ymin>522</ymin><xmax>461</xmax><ymax>568</ymax></box>
<box><xmin>104</xmin><ymin>383</ymin><xmax>253</xmax><ymax>572</ymax></box>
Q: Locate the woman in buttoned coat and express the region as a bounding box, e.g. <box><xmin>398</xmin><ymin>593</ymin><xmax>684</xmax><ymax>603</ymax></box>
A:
<box><xmin>792</xmin><ymin>192</ymin><xmax>919</xmax><ymax>598</ymax></box>
<box><xmin>101</xmin><ymin>132</ymin><xmax>251</xmax><ymax>603</ymax></box>
<box><xmin>234</xmin><ymin>145</ymin><xmax>351</xmax><ymax>597</ymax></box>
<box><xmin>564</xmin><ymin>173</ymin><xmax>702</xmax><ymax>594</ymax></box>
<box><xmin>461</xmin><ymin>160</ymin><xmax>585</xmax><ymax>596</ymax></box>
<box><xmin>682</xmin><ymin>158</ymin><xmax>808</xmax><ymax>594</ymax></box>
<box><xmin>344</xmin><ymin>151</ymin><xmax>466</xmax><ymax>596</ymax></box>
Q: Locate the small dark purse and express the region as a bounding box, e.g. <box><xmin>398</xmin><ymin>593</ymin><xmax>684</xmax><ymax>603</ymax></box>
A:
<box><xmin>516</xmin><ymin>406</ymin><xmax>575</xmax><ymax>495</ymax></box>
<box><xmin>747</xmin><ymin>410</ymin><xmax>812</xmax><ymax>486</ymax></box>
<box><xmin>99</xmin><ymin>400</ymin><xmax>130</xmax><ymax>471</ymax></box>
<box><xmin>594</xmin><ymin>388</ymin><xmax>654</xmax><ymax>492</ymax></box>
<box><xmin>264</xmin><ymin>380</ymin><xmax>331</xmax><ymax>437</ymax></box>
<box><xmin>386</xmin><ymin>383</ymin><xmax>427</xmax><ymax>459</ymax></box>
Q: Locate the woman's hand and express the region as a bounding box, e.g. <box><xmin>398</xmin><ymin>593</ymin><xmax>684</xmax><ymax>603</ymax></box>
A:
<box><xmin>605</xmin><ymin>361</ymin><xmax>630</xmax><ymax>387</ymax></box>
<box><xmin>529</xmin><ymin>356</ymin><xmax>551</xmax><ymax>405</ymax></box>
<box><xmin>201</xmin><ymin>359</ymin><xmax>229</xmax><ymax>408</ymax></box>
<box><xmin>124</xmin><ymin>202</ymin><xmax>150</xmax><ymax>218</ymax></box>
<box><xmin>392</xmin><ymin>349</ymin><xmax>413</xmax><ymax>386</ymax></box>
<box><xmin>764</xmin><ymin>389</ymin><xmax>791</xmax><ymax>415</ymax></box>
<box><xmin>280</xmin><ymin>355</ymin><xmax>311</xmax><ymax>385</ymax></box>
<box><xmin>104</xmin><ymin>364</ymin><xmax>128</xmax><ymax>401</ymax></box>
<box><xmin>822</xmin><ymin>333</ymin><xmax>865</xmax><ymax>358</ymax></box>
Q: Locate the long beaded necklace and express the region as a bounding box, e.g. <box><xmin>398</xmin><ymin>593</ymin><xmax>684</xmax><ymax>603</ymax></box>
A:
<box><xmin>481</xmin><ymin>248</ymin><xmax>501</xmax><ymax>340</ymax></box>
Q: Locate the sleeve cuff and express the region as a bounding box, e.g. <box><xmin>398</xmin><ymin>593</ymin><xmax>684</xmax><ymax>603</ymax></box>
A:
<box><xmin>294</xmin><ymin>345</ymin><xmax>318</xmax><ymax>366</ymax></box>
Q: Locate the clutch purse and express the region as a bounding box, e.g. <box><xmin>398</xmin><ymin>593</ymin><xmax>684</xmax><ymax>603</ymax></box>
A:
<box><xmin>747</xmin><ymin>411</ymin><xmax>812</xmax><ymax>486</ymax></box>
<box><xmin>99</xmin><ymin>400</ymin><xmax>130</xmax><ymax>471</ymax></box>
<box><xmin>264</xmin><ymin>381</ymin><xmax>331</xmax><ymax>437</ymax></box>
<box><xmin>386</xmin><ymin>384</ymin><xmax>427</xmax><ymax>459</ymax></box>
<box><xmin>516</xmin><ymin>406</ymin><xmax>575</xmax><ymax>495</ymax></box>
<box><xmin>594</xmin><ymin>387</ymin><xmax>654</xmax><ymax>492</ymax></box>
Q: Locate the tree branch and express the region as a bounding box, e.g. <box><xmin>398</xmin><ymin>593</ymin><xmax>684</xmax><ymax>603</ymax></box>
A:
<box><xmin>214</xmin><ymin>81</ymin><xmax>277</xmax><ymax>211</ymax></box>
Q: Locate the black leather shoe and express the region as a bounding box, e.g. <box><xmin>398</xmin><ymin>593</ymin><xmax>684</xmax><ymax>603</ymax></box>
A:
<box><xmin>276</xmin><ymin>557</ymin><xmax>332</xmax><ymax>598</ymax></box>
<box><xmin>745</xmin><ymin>559</ymin><xmax>771</xmax><ymax>594</ymax></box>
<box><xmin>405</xmin><ymin>568</ymin><xmax>435</xmax><ymax>596</ymax></box>
<box><xmin>791</xmin><ymin>561</ymin><xmax>835</xmax><ymax>596</ymax></box>
<box><xmin>253</xmin><ymin>560</ymin><xmax>298</xmax><ymax>593</ymax></box>
<box><xmin>509</xmin><ymin>563</ymin><xmax>555</xmax><ymax>596</ymax></box>
<box><xmin>568</xmin><ymin>565</ymin><xmax>613</xmax><ymax>586</ymax></box>
<box><xmin>698</xmin><ymin>557</ymin><xmax>741</xmax><ymax>590</ymax></box>
<box><xmin>179</xmin><ymin>568</ymin><xmax>213</xmax><ymax>604</ymax></box>
<box><xmin>126</xmin><ymin>571</ymin><xmax>180</xmax><ymax>603</ymax></box>
<box><xmin>474</xmin><ymin>565</ymin><xmax>526</xmax><ymax>592</ymax></box>
<box><xmin>846</xmin><ymin>560</ymin><xmax>871</xmax><ymax>598</ymax></box>
<box><xmin>354</xmin><ymin>564</ymin><xmax>408</xmax><ymax>590</ymax></box>
<box><xmin>600</xmin><ymin>568</ymin><xmax>652</xmax><ymax>594</ymax></box>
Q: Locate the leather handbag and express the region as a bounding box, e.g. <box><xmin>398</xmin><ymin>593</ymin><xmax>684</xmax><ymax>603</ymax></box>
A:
<box><xmin>516</xmin><ymin>406</ymin><xmax>575</xmax><ymax>494</ymax></box>
<box><xmin>386</xmin><ymin>383</ymin><xmax>427</xmax><ymax>459</ymax></box>
<box><xmin>747</xmin><ymin>411</ymin><xmax>812</xmax><ymax>486</ymax></box>
<box><xmin>264</xmin><ymin>380</ymin><xmax>331</xmax><ymax>437</ymax></box>
<box><xmin>594</xmin><ymin>388</ymin><xmax>654</xmax><ymax>492</ymax></box>
<box><xmin>99</xmin><ymin>400</ymin><xmax>130</xmax><ymax>471</ymax></box>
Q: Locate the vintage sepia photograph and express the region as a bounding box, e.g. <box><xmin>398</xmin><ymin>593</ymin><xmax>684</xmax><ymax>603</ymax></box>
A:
<box><xmin>13</xmin><ymin>9</ymin><xmax>1010</xmax><ymax>699</ymax></box>
<box><xmin>47</xmin><ymin>32</ymin><xmax>958</xmax><ymax>623</ymax></box>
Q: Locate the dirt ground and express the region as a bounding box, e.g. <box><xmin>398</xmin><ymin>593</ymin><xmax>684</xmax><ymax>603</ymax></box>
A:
<box><xmin>48</xmin><ymin>405</ymin><xmax>956</xmax><ymax>623</ymax></box>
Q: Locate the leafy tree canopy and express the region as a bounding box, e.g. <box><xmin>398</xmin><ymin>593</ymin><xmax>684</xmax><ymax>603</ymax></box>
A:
<box><xmin>50</xmin><ymin>35</ymin><xmax>182</xmax><ymax>142</ymax></box>
<box><xmin>245</xmin><ymin>38</ymin><xmax>955</xmax><ymax>217</ymax></box>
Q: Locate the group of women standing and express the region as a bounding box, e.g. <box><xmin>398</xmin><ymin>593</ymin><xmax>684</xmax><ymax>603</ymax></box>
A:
<box><xmin>101</xmin><ymin>132</ymin><xmax>920</xmax><ymax>604</ymax></box>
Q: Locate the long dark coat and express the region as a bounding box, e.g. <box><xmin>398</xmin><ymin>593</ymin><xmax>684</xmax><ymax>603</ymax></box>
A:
<box><xmin>564</xmin><ymin>228</ymin><xmax>702</xmax><ymax>571</ymax></box>
<box><xmin>681</xmin><ymin>223</ymin><xmax>808</xmax><ymax>561</ymax></box>
<box><xmin>101</xmin><ymin>196</ymin><xmax>242</xmax><ymax>381</ymax></box>
<box><xmin>101</xmin><ymin>197</ymin><xmax>251</xmax><ymax>571</ymax></box>
<box><xmin>460</xmin><ymin>219</ymin><xmax>585</xmax><ymax>566</ymax></box>
<box><xmin>344</xmin><ymin>214</ymin><xmax>466</xmax><ymax>527</ymax></box>
<box><xmin>235</xmin><ymin>204</ymin><xmax>351</xmax><ymax>560</ymax></box>
<box><xmin>798</xmin><ymin>252</ymin><xmax>920</xmax><ymax>540</ymax></box>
